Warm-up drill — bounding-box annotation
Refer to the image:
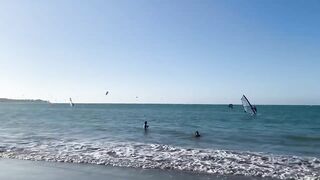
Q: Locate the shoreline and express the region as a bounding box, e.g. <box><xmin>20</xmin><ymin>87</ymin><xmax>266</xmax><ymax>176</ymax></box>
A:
<box><xmin>0</xmin><ymin>158</ymin><xmax>277</xmax><ymax>180</ymax></box>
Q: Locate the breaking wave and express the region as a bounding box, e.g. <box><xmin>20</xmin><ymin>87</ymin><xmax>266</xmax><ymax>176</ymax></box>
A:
<box><xmin>0</xmin><ymin>141</ymin><xmax>319</xmax><ymax>180</ymax></box>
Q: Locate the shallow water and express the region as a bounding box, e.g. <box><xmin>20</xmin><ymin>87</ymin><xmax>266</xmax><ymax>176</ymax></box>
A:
<box><xmin>0</xmin><ymin>103</ymin><xmax>319</xmax><ymax>179</ymax></box>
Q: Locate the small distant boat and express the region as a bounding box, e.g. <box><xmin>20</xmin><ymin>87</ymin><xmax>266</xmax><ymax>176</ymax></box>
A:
<box><xmin>241</xmin><ymin>95</ymin><xmax>257</xmax><ymax>115</ymax></box>
<box><xmin>228</xmin><ymin>104</ymin><xmax>233</xmax><ymax>109</ymax></box>
<box><xmin>69</xmin><ymin>98</ymin><xmax>74</xmax><ymax>107</ymax></box>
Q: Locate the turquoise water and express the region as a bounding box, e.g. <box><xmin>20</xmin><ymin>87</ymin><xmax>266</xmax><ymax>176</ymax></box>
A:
<box><xmin>0</xmin><ymin>103</ymin><xmax>319</xmax><ymax>179</ymax></box>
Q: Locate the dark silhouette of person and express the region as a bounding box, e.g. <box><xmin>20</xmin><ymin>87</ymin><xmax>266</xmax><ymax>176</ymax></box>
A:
<box><xmin>144</xmin><ymin>121</ymin><xmax>149</xmax><ymax>130</ymax></box>
<box><xmin>195</xmin><ymin>131</ymin><xmax>201</xmax><ymax>137</ymax></box>
<box><xmin>253</xmin><ymin>106</ymin><xmax>257</xmax><ymax>113</ymax></box>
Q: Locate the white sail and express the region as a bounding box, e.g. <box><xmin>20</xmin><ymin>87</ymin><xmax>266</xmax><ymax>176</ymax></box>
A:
<box><xmin>69</xmin><ymin>98</ymin><xmax>74</xmax><ymax>107</ymax></box>
<box><xmin>241</xmin><ymin>95</ymin><xmax>256</xmax><ymax>115</ymax></box>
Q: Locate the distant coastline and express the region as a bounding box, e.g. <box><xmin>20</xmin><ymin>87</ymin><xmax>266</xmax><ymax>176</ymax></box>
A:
<box><xmin>0</xmin><ymin>98</ymin><xmax>50</xmax><ymax>104</ymax></box>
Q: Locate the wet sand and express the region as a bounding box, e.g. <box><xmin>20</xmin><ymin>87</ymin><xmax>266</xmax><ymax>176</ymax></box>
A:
<box><xmin>0</xmin><ymin>158</ymin><xmax>277</xmax><ymax>180</ymax></box>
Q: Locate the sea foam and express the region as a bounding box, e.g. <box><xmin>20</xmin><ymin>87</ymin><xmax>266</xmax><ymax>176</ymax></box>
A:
<box><xmin>0</xmin><ymin>141</ymin><xmax>319</xmax><ymax>180</ymax></box>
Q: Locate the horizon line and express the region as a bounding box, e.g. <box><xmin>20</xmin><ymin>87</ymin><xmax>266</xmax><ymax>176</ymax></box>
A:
<box><xmin>1</xmin><ymin>98</ymin><xmax>319</xmax><ymax>106</ymax></box>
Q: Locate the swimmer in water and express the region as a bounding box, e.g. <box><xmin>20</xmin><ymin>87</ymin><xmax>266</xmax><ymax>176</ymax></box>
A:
<box><xmin>195</xmin><ymin>131</ymin><xmax>201</xmax><ymax>137</ymax></box>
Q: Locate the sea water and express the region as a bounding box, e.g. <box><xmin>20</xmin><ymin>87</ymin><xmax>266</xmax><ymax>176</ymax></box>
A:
<box><xmin>0</xmin><ymin>103</ymin><xmax>319</xmax><ymax>179</ymax></box>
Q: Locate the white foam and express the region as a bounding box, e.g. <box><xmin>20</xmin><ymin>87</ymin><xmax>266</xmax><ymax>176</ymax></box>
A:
<box><xmin>0</xmin><ymin>141</ymin><xmax>319</xmax><ymax>180</ymax></box>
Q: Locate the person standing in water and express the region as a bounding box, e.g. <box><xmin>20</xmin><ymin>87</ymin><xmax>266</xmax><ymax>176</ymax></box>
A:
<box><xmin>144</xmin><ymin>121</ymin><xmax>149</xmax><ymax>130</ymax></box>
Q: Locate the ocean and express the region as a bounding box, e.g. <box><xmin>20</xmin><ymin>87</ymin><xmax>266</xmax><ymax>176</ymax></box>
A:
<box><xmin>0</xmin><ymin>103</ymin><xmax>319</xmax><ymax>179</ymax></box>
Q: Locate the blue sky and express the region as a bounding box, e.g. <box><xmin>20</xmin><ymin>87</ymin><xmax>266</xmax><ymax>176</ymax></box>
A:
<box><xmin>0</xmin><ymin>0</ymin><xmax>319</xmax><ymax>104</ymax></box>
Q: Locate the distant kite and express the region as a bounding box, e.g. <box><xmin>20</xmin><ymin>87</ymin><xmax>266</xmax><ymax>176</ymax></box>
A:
<box><xmin>106</xmin><ymin>91</ymin><xmax>109</xmax><ymax>95</ymax></box>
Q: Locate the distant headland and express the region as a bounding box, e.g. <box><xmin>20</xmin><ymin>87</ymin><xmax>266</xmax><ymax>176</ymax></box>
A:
<box><xmin>0</xmin><ymin>98</ymin><xmax>50</xmax><ymax>104</ymax></box>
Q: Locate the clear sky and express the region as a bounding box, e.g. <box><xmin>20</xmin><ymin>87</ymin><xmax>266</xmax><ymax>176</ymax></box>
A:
<box><xmin>0</xmin><ymin>0</ymin><xmax>319</xmax><ymax>104</ymax></box>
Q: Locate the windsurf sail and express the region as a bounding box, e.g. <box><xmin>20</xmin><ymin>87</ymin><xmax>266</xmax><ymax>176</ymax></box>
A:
<box><xmin>69</xmin><ymin>98</ymin><xmax>74</xmax><ymax>107</ymax></box>
<box><xmin>241</xmin><ymin>95</ymin><xmax>256</xmax><ymax>115</ymax></box>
